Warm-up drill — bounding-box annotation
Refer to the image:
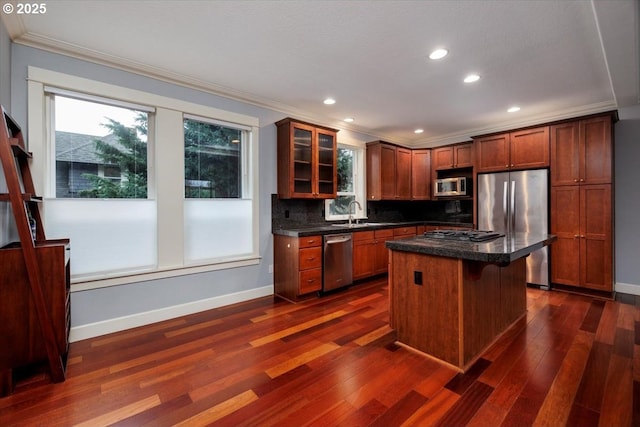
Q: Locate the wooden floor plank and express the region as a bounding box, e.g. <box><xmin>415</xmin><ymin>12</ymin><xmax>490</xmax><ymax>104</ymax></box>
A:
<box><xmin>1</xmin><ymin>278</ymin><xmax>638</xmax><ymax>427</ymax></box>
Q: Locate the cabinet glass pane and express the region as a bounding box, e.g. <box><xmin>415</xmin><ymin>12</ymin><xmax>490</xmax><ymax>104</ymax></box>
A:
<box><xmin>293</xmin><ymin>127</ymin><xmax>312</xmax><ymax>193</ymax></box>
<box><xmin>317</xmin><ymin>132</ymin><xmax>334</xmax><ymax>195</ymax></box>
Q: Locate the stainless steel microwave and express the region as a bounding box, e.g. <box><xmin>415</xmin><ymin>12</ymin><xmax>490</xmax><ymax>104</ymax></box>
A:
<box><xmin>434</xmin><ymin>177</ymin><xmax>468</xmax><ymax>197</ymax></box>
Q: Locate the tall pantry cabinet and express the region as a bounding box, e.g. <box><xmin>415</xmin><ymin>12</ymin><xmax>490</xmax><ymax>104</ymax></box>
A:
<box><xmin>550</xmin><ymin>114</ymin><xmax>614</xmax><ymax>293</ymax></box>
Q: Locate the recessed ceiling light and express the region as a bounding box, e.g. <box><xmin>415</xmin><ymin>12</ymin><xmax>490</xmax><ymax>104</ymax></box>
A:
<box><xmin>429</xmin><ymin>48</ymin><xmax>448</xmax><ymax>60</ymax></box>
<box><xmin>507</xmin><ymin>106</ymin><xmax>521</xmax><ymax>113</ymax></box>
<box><xmin>323</xmin><ymin>98</ymin><xmax>336</xmax><ymax>105</ymax></box>
<box><xmin>344</xmin><ymin>117</ymin><xmax>354</xmax><ymax>123</ymax></box>
<box><xmin>414</xmin><ymin>128</ymin><xmax>424</xmax><ymax>134</ymax></box>
<box><xmin>464</xmin><ymin>74</ymin><xmax>480</xmax><ymax>83</ymax></box>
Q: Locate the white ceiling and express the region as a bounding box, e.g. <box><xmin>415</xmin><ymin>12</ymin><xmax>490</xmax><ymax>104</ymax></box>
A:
<box><xmin>3</xmin><ymin>0</ymin><xmax>639</xmax><ymax>147</ymax></box>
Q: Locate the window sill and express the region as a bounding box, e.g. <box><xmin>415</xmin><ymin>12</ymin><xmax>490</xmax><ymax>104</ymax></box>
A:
<box><xmin>70</xmin><ymin>256</ymin><xmax>261</xmax><ymax>292</ymax></box>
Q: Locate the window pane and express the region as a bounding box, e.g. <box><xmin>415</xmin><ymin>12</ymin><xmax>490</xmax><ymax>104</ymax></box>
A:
<box><xmin>184</xmin><ymin>118</ymin><xmax>242</xmax><ymax>198</ymax></box>
<box><xmin>44</xmin><ymin>199</ymin><xmax>157</xmax><ymax>276</ymax></box>
<box><xmin>54</xmin><ymin>95</ymin><xmax>148</xmax><ymax>198</ymax></box>
<box><xmin>337</xmin><ymin>147</ymin><xmax>354</xmax><ymax>193</ymax></box>
<box><xmin>327</xmin><ymin>195</ymin><xmax>356</xmax><ymax>216</ymax></box>
<box><xmin>184</xmin><ymin>199</ymin><xmax>252</xmax><ymax>262</ymax></box>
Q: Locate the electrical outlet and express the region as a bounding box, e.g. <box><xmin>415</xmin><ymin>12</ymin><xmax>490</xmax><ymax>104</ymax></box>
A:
<box><xmin>414</xmin><ymin>271</ymin><xmax>423</xmax><ymax>285</ymax></box>
<box><xmin>268</xmin><ymin>264</ymin><xmax>273</xmax><ymax>274</ymax></box>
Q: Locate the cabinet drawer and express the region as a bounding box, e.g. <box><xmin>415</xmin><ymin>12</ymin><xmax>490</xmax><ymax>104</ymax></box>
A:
<box><xmin>299</xmin><ymin>247</ymin><xmax>322</xmax><ymax>270</ymax></box>
<box><xmin>353</xmin><ymin>230</ymin><xmax>375</xmax><ymax>241</ymax></box>
<box><xmin>374</xmin><ymin>229</ymin><xmax>394</xmax><ymax>239</ymax></box>
<box><xmin>299</xmin><ymin>235</ymin><xmax>322</xmax><ymax>248</ymax></box>
<box><xmin>393</xmin><ymin>226</ymin><xmax>416</xmax><ymax>236</ymax></box>
<box><xmin>299</xmin><ymin>268</ymin><xmax>322</xmax><ymax>294</ymax></box>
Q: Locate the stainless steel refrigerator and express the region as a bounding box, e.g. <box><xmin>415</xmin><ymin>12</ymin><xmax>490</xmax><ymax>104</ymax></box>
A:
<box><xmin>477</xmin><ymin>169</ymin><xmax>549</xmax><ymax>287</ymax></box>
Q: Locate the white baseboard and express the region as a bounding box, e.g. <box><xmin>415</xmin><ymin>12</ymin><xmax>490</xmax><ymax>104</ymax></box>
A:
<box><xmin>615</xmin><ymin>282</ymin><xmax>640</xmax><ymax>296</ymax></box>
<box><xmin>69</xmin><ymin>285</ymin><xmax>274</xmax><ymax>342</ymax></box>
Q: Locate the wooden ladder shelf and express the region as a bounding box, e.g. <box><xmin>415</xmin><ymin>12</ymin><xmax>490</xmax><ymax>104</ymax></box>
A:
<box><xmin>0</xmin><ymin>105</ymin><xmax>68</xmax><ymax>395</ymax></box>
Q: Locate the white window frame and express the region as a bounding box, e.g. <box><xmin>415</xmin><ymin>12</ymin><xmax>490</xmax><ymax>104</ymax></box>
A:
<box><xmin>325</xmin><ymin>141</ymin><xmax>366</xmax><ymax>221</ymax></box>
<box><xmin>27</xmin><ymin>67</ymin><xmax>260</xmax><ymax>291</ymax></box>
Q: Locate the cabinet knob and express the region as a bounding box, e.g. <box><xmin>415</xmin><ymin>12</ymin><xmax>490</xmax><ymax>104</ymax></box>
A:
<box><xmin>574</xmin><ymin>235</ymin><xmax>579</xmax><ymax>238</ymax></box>
<box><xmin>505</xmin><ymin>165</ymin><xmax>509</xmax><ymax>168</ymax></box>
<box><xmin>574</xmin><ymin>178</ymin><xmax>579</xmax><ymax>182</ymax></box>
<box><xmin>511</xmin><ymin>164</ymin><xmax>514</xmax><ymax>167</ymax></box>
<box><xmin>580</xmin><ymin>179</ymin><xmax>585</xmax><ymax>182</ymax></box>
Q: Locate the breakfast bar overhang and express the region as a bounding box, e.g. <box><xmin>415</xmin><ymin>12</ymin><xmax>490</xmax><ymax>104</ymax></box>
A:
<box><xmin>386</xmin><ymin>232</ymin><xmax>556</xmax><ymax>372</ymax></box>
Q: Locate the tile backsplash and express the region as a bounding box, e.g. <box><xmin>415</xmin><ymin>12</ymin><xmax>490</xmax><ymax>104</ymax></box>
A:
<box><xmin>272</xmin><ymin>194</ymin><xmax>472</xmax><ymax>230</ymax></box>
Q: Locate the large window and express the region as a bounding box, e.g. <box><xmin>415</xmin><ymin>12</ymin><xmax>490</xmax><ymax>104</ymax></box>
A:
<box><xmin>28</xmin><ymin>67</ymin><xmax>260</xmax><ymax>288</ymax></box>
<box><xmin>325</xmin><ymin>144</ymin><xmax>365</xmax><ymax>221</ymax></box>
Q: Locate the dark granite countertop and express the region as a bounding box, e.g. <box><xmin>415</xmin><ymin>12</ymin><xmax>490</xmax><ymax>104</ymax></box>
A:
<box><xmin>272</xmin><ymin>221</ymin><xmax>474</xmax><ymax>237</ymax></box>
<box><xmin>386</xmin><ymin>232</ymin><xmax>556</xmax><ymax>264</ymax></box>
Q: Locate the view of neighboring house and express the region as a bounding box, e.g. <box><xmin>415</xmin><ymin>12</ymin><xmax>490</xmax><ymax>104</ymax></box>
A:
<box><xmin>54</xmin><ymin>131</ymin><xmax>123</xmax><ymax>197</ymax></box>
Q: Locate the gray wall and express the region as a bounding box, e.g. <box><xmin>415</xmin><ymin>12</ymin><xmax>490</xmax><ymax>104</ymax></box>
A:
<box><xmin>0</xmin><ymin>18</ymin><xmax>10</xmax><ymax>108</ymax></box>
<box><xmin>615</xmin><ymin>105</ymin><xmax>640</xmax><ymax>293</ymax></box>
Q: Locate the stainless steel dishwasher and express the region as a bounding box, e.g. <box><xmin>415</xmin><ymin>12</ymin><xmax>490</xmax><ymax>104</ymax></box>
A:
<box><xmin>323</xmin><ymin>233</ymin><xmax>353</xmax><ymax>292</ymax></box>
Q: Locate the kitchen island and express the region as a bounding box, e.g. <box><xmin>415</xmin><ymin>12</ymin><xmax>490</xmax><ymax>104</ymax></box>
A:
<box><xmin>386</xmin><ymin>232</ymin><xmax>555</xmax><ymax>372</ymax></box>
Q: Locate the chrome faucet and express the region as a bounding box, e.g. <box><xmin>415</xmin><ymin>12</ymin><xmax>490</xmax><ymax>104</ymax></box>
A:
<box><xmin>348</xmin><ymin>200</ymin><xmax>362</xmax><ymax>227</ymax></box>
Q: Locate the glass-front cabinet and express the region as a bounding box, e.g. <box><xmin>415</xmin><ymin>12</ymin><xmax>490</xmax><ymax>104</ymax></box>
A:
<box><xmin>277</xmin><ymin>118</ymin><xmax>338</xmax><ymax>199</ymax></box>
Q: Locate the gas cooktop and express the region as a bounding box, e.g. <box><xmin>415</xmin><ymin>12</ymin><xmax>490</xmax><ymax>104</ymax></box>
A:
<box><xmin>422</xmin><ymin>229</ymin><xmax>504</xmax><ymax>242</ymax></box>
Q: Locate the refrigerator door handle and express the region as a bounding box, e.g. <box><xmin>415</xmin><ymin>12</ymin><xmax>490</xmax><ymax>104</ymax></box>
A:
<box><xmin>511</xmin><ymin>180</ymin><xmax>516</xmax><ymax>233</ymax></box>
<box><xmin>503</xmin><ymin>181</ymin><xmax>508</xmax><ymax>232</ymax></box>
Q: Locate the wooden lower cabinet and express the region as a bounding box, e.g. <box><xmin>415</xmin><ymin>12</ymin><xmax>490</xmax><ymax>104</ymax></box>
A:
<box><xmin>274</xmin><ymin>234</ymin><xmax>323</xmax><ymax>301</ymax></box>
<box><xmin>550</xmin><ymin>184</ymin><xmax>612</xmax><ymax>292</ymax></box>
<box><xmin>353</xmin><ymin>229</ymin><xmax>394</xmax><ymax>281</ymax></box>
<box><xmin>0</xmin><ymin>239</ymin><xmax>70</xmax><ymax>396</ymax></box>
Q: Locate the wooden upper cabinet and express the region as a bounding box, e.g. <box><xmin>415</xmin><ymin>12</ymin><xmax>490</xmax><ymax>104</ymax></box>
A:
<box><xmin>475</xmin><ymin>126</ymin><xmax>549</xmax><ymax>173</ymax></box>
<box><xmin>551</xmin><ymin>115</ymin><xmax>612</xmax><ymax>186</ymax></box>
<box><xmin>276</xmin><ymin>118</ymin><xmax>338</xmax><ymax>199</ymax></box>
<box><xmin>366</xmin><ymin>141</ymin><xmax>411</xmax><ymax>201</ymax></box>
<box><xmin>411</xmin><ymin>149</ymin><xmax>431</xmax><ymax>200</ymax></box>
<box><xmin>432</xmin><ymin>142</ymin><xmax>473</xmax><ymax>170</ymax></box>
<box><xmin>395</xmin><ymin>147</ymin><xmax>412</xmax><ymax>199</ymax></box>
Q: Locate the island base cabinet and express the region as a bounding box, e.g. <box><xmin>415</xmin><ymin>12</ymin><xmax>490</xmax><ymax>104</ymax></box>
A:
<box><xmin>389</xmin><ymin>250</ymin><xmax>526</xmax><ymax>371</ymax></box>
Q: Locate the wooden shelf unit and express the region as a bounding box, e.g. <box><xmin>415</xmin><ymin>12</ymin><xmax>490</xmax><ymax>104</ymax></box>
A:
<box><xmin>0</xmin><ymin>104</ymin><xmax>70</xmax><ymax>396</ymax></box>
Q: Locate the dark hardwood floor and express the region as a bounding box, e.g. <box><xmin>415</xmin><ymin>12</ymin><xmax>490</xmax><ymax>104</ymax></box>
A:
<box><xmin>0</xmin><ymin>277</ymin><xmax>638</xmax><ymax>426</ymax></box>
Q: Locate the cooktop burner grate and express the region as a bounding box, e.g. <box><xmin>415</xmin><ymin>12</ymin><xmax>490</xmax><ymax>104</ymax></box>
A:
<box><xmin>422</xmin><ymin>229</ymin><xmax>504</xmax><ymax>242</ymax></box>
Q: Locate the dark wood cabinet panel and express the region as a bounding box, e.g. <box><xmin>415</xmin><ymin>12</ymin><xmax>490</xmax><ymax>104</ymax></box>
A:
<box><xmin>276</xmin><ymin>118</ymin><xmax>338</xmax><ymax>199</ymax></box>
<box><xmin>475</xmin><ymin>127</ymin><xmax>549</xmax><ymax>173</ymax></box>
<box><xmin>551</xmin><ymin>115</ymin><xmax>611</xmax><ymax>186</ymax></box>
<box><xmin>395</xmin><ymin>147</ymin><xmax>412</xmax><ymax>199</ymax></box>
<box><xmin>432</xmin><ymin>142</ymin><xmax>473</xmax><ymax>170</ymax></box>
<box><xmin>366</xmin><ymin>141</ymin><xmax>412</xmax><ymax>201</ymax></box>
<box><xmin>411</xmin><ymin>149</ymin><xmax>431</xmax><ymax>200</ymax></box>
<box><xmin>550</xmin><ymin>114</ymin><xmax>613</xmax><ymax>294</ymax></box>
<box><xmin>550</xmin><ymin>184</ymin><xmax>612</xmax><ymax>292</ymax></box>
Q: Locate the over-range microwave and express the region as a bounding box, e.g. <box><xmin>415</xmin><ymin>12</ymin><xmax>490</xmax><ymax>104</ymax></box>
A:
<box><xmin>434</xmin><ymin>177</ymin><xmax>468</xmax><ymax>197</ymax></box>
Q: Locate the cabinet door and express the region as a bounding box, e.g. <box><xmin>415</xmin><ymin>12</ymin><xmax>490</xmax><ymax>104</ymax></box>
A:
<box><xmin>510</xmin><ymin>127</ymin><xmax>549</xmax><ymax>170</ymax></box>
<box><xmin>380</xmin><ymin>144</ymin><xmax>397</xmax><ymax>199</ymax></box>
<box><xmin>475</xmin><ymin>134</ymin><xmax>510</xmax><ymax>173</ymax></box>
<box><xmin>550</xmin><ymin>186</ymin><xmax>581</xmax><ymax>285</ymax></box>
<box><xmin>581</xmin><ymin>116</ymin><xmax>612</xmax><ymax>185</ymax></box>
<box><xmin>316</xmin><ymin>129</ymin><xmax>337</xmax><ymax>197</ymax></box>
<box><xmin>373</xmin><ymin>229</ymin><xmax>394</xmax><ymax>275</ymax></box>
<box><xmin>411</xmin><ymin>149</ymin><xmax>431</xmax><ymax>200</ymax></box>
<box><xmin>353</xmin><ymin>232</ymin><xmax>375</xmax><ymax>280</ymax></box>
<box><xmin>395</xmin><ymin>147</ymin><xmax>412</xmax><ymax>199</ymax></box>
<box><xmin>454</xmin><ymin>143</ymin><xmax>474</xmax><ymax>168</ymax></box>
<box><xmin>432</xmin><ymin>147</ymin><xmax>454</xmax><ymax>170</ymax></box>
<box><xmin>550</xmin><ymin>122</ymin><xmax>580</xmax><ymax>186</ymax></box>
<box><xmin>291</xmin><ymin>123</ymin><xmax>315</xmax><ymax>196</ymax></box>
<box><xmin>580</xmin><ymin>185</ymin><xmax>612</xmax><ymax>291</ymax></box>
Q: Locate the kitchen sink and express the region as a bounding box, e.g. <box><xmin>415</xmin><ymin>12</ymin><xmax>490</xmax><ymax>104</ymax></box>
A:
<box><xmin>331</xmin><ymin>222</ymin><xmax>390</xmax><ymax>228</ymax></box>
